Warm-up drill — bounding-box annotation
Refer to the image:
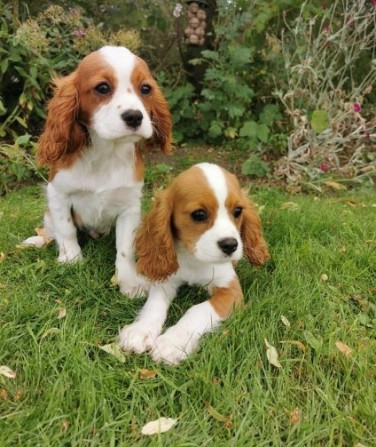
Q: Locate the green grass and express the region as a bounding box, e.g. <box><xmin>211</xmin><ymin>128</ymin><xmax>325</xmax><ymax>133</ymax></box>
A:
<box><xmin>1</xmin><ymin>184</ymin><xmax>376</xmax><ymax>446</ymax></box>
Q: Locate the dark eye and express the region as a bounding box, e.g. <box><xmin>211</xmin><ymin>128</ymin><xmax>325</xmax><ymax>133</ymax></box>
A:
<box><xmin>233</xmin><ymin>207</ymin><xmax>243</xmax><ymax>218</ymax></box>
<box><xmin>191</xmin><ymin>209</ymin><xmax>208</xmax><ymax>222</ymax></box>
<box><xmin>94</xmin><ymin>82</ymin><xmax>111</xmax><ymax>96</ymax></box>
<box><xmin>140</xmin><ymin>84</ymin><xmax>152</xmax><ymax>96</ymax></box>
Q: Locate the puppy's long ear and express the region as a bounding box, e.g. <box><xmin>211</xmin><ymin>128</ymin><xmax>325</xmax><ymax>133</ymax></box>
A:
<box><xmin>144</xmin><ymin>85</ymin><xmax>172</xmax><ymax>155</ymax></box>
<box><xmin>241</xmin><ymin>193</ymin><xmax>270</xmax><ymax>265</ymax></box>
<box><xmin>37</xmin><ymin>73</ymin><xmax>87</xmax><ymax>167</ymax></box>
<box><xmin>135</xmin><ymin>189</ymin><xmax>178</xmax><ymax>281</ymax></box>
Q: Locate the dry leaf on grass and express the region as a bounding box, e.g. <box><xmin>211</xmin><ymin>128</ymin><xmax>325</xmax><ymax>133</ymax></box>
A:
<box><xmin>280</xmin><ymin>340</ymin><xmax>306</xmax><ymax>353</ymax></box>
<box><xmin>335</xmin><ymin>341</ymin><xmax>353</xmax><ymax>358</ymax></box>
<box><xmin>0</xmin><ymin>252</ymin><xmax>5</xmax><ymax>263</ymax></box>
<box><xmin>281</xmin><ymin>315</ymin><xmax>291</xmax><ymax>328</ymax></box>
<box><xmin>139</xmin><ymin>368</ymin><xmax>158</xmax><ymax>379</ymax></box>
<box><xmin>280</xmin><ymin>202</ymin><xmax>299</xmax><ymax>211</ymax></box>
<box><xmin>58</xmin><ymin>308</ymin><xmax>67</xmax><ymax>319</ymax></box>
<box><xmin>264</xmin><ymin>339</ymin><xmax>282</xmax><ymax>368</ymax></box>
<box><xmin>141</xmin><ymin>417</ymin><xmax>177</xmax><ymax>435</ymax></box>
<box><xmin>320</xmin><ymin>273</ymin><xmax>329</xmax><ymax>281</ymax></box>
<box><xmin>205</xmin><ymin>402</ymin><xmax>233</xmax><ymax>429</ymax></box>
<box><xmin>290</xmin><ymin>407</ymin><xmax>301</xmax><ymax>424</ymax></box>
<box><xmin>0</xmin><ymin>366</ymin><xmax>16</xmax><ymax>379</ymax></box>
<box><xmin>323</xmin><ymin>180</ymin><xmax>347</xmax><ymax>190</ymax></box>
<box><xmin>98</xmin><ymin>343</ymin><xmax>126</xmax><ymax>363</ymax></box>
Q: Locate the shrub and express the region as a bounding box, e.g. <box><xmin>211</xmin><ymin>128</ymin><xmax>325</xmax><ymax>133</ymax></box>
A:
<box><xmin>0</xmin><ymin>3</ymin><xmax>140</xmax><ymax>140</ymax></box>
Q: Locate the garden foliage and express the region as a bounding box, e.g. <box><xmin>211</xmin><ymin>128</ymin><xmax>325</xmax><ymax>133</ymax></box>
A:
<box><xmin>0</xmin><ymin>0</ymin><xmax>375</xmax><ymax>194</ymax></box>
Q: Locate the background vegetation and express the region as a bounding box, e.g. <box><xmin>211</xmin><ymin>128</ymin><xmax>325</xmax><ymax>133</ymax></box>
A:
<box><xmin>0</xmin><ymin>0</ymin><xmax>375</xmax><ymax>195</ymax></box>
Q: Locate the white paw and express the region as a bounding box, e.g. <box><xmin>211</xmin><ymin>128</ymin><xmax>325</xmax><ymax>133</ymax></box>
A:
<box><xmin>58</xmin><ymin>250</ymin><xmax>83</xmax><ymax>263</ymax></box>
<box><xmin>118</xmin><ymin>276</ymin><xmax>150</xmax><ymax>299</ymax></box>
<box><xmin>118</xmin><ymin>322</ymin><xmax>161</xmax><ymax>354</ymax></box>
<box><xmin>151</xmin><ymin>326</ymin><xmax>200</xmax><ymax>365</ymax></box>
<box><xmin>21</xmin><ymin>236</ymin><xmax>46</xmax><ymax>248</ymax></box>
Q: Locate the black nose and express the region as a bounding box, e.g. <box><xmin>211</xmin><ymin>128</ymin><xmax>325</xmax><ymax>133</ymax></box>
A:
<box><xmin>217</xmin><ymin>237</ymin><xmax>238</xmax><ymax>255</ymax></box>
<box><xmin>121</xmin><ymin>109</ymin><xmax>143</xmax><ymax>129</ymax></box>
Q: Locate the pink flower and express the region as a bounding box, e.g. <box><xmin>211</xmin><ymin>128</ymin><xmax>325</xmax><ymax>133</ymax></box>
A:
<box><xmin>372</xmin><ymin>0</ymin><xmax>376</xmax><ymax>8</ymax></box>
<box><xmin>320</xmin><ymin>162</ymin><xmax>328</xmax><ymax>172</ymax></box>
<box><xmin>74</xmin><ymin>29</ymin><xmax>86</xmax><ymax>38</ymax></box>
<box><xmin>353</xmin><ymin>103</ymin><xmax>361</xmax><ymax>113</ymax></box>
<box><xmin>323</xmin><ymin>24</ymin><xmax>331</xmax><ymax>33</ymax></box>
<box><xmin>365</xmin><ymin>131</ymin><xmax>370</xmax><ymax>139</ymax></box>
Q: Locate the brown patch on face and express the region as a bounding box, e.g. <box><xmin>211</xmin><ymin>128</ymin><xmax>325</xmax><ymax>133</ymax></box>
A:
<box><xmin>223</xmin><ymin>170</ymin><xmax>270</xmax><ymax>265</ymax></box>
<box><xmin>131</xmin><ymin>58</ymin><xmax>172</xmax><ymax>154</ymax></box>
<box><xmin>209</xmin><ymin>277</ymin><xmax>244</xmax><ymax>318</ymax></box>
<box><xmin>134</xmin><ymin>143</ymin><xmax>145</xmax><ymax>182</ymax></box>
<box><xmin>169</xmin><ymin>166</ymin><xmax>219</xmax><ymax>253</ymax></box>
<box><xmin>39</xmin><ymin>50</ymin><xmax>119</xmax><ymax>179</ymax></box>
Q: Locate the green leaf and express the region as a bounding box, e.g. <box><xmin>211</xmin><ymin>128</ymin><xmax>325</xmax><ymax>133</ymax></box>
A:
<box><xmin>15</xmin><ymin>134</ymin><xmax>31</xmax><ymax>146</ymax></box>
<box><xmin>241</xmin><ymin>155</ymin><xmax>270</xmax><ymax>178</ymax></box>
<box><xmin>239</xmin><ymin>121</ymin><xmax>258</xmax><ymax>138</ymax></box>
<box><xmin>259</xmin><ymin>104</ymin><xmax>282</xmax><ymax>126</ymax></box>
<box><xmin>257</xmin><ymin>124</ymin><xmax>270</xmax><ymax>143</ymax></box>
<box><xmin>303</xmin><ymin>330</ymin><xmax>323</xmax><ymax>351</ymax></box>
<box><xmin>311</xmin><ymin>110</ymin><xmax>329</xmax><ymax>133</ymax></box>
<box><xmin>208</xmin><ymin>121</ymin><xmax>223</xmax><ymax>139</ymax></box>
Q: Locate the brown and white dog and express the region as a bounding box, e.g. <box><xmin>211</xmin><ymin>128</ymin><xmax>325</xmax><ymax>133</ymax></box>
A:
<box><xmin>118</xmin><ymin>163</ymin><xmax>269</xmax><ymax>364</ymax></box>
<box><xmin>23</xmin><ymin>46</ymin><xmax>172</xmax><ymax>296</ymax></box>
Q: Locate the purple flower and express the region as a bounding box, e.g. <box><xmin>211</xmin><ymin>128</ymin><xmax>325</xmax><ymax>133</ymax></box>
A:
<box><xmin>74</xmin><ymin>29</ymin><xmax>86</xmax><ymax>38</ymax></box>
<box><xmin>353</xmin><ymin>103</ymin><xmax>361</xmax><ymax>113</ymax></box>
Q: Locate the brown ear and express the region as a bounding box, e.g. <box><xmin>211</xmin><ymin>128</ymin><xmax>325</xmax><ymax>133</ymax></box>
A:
<box><xmin>241</xmin><ymin>194</ymin><xmax>270</xmax><ymax>265</ymax></box>
<box><xmin>37</xmin><ymin>73</ymin><xmax>87</xmax><ymax>167</ymax></box>
<box><xmin>144</xmin><ymin>85</ymin><xmax>172</xmax><ymax>154</ymax></box>
<box><xmin>135</xmin><ymin>189</ymin><xmax>178</xmax><ymax>281</ymax></box>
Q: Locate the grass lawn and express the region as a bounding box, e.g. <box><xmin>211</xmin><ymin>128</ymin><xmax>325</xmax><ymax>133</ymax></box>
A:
<box><xmin>0</xmin><ymin>180</ymin><xmax>375</xmax><ymax>446</ymax></box>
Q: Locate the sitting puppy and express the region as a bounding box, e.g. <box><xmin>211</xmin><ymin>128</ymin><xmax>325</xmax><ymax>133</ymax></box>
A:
<box><xmin>23</xmin><ymin>46</ymin><xmax>172</xmax><ymax>297</ymax></box>
<box><xmin>118</xmin><ymin>163</ymin><xmax>269</xmax><ymax>364</ymax></box>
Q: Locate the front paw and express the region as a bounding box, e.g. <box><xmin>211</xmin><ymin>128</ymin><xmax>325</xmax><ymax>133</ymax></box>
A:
<box><xmin>118</xmin><ymin>322</ymin><xmax>161</xmax><ymax>354</ymax></box>
<box><xmin>58</xmin><ymin>250</ymin><xmax>83</xmax><ymax>263</ymax></box>
<box><xmin>151</xmin><ymin>326</ymin><xmax>199</xmax><ymax>365</ymax></box>
<box><xmin>117</xmin><ymin>274</ymin><xmax>150</xmax><ymax>299</ymax></box>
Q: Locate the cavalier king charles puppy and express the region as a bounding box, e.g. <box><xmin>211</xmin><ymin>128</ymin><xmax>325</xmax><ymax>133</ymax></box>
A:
<box><xmin>23</xmin><ymin>46</ymin><xmax>172</xmax><ymax>297</ymax></box>
<box><xmin>118</xmin><ymin>163</ymin><xmax>269</xmax><ymax>364</ymax></box>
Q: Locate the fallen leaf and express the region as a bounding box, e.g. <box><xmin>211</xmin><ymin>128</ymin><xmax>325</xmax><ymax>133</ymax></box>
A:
<box><xmin>61</xmin><ymin>419</ymin><xmax>70</xmax><ymax>432</ymax></box>
<box><xmin>281</xmin><ymin>315</ymin><xmax>291</xmax><ymax>328</ymax></box>
<box><xmin>110</xmin><ymin>270</ymin><xmax>118</xmax><ymax>288</ymax></box>
<box><xmin>335</xmin><ymin>341</ymin><xmax>353</xmax><ymax>358</ymax></box>
<box><xmin>13</xmin><ymin>390</ymin><xmax>23</xmax><ymax>401</ymax></box>
<box><xmin>280</xmin><ymin>201</ymin><xmax>299</xmax><ymax>211</ymax></box>
<box><xmin>205</xmin><ymin>402</ymin><xmax>233</xmax><ymax>428</ymax></box>
<box><xmin>58</xmin><ymin>308</ymin><xmax>67</xmax><ymax>319</ymax></box>
<box><xmin>290</xmin><ymin>407</ymin><xmax>300</xmax><ymax>424</ymax></box>
<box><xmin>139</xmin><ymin>368</ymin><xmax>157</xmax><ymax>380</ymax></box>
<box><xmin>323</xmin><ymin>180</ymin><xmax>347</xmax><ymax>190</ymax></box>
<box><xmin>320</xmin><ymin>273</ymin><xmax>329</xmax><ymax>281</ymax></box>
<box><xmin>264</xmin><ymin>339</ymin><xmax>282</xmax><ymax>368</ymax></box>
<box><xmin>0</xmin><ymin>252</ymin><xmax>5</xmax><ymax>263</ymax></box>
<box><xmin>98</xmin><ymin>343</ymin><xmax>126</xmax><ymax>363</ymax></box>
<box><xmin>0</xmin><ymin>389</ymin><xmax>8</xmax><ymax>399</ymax></box>
<box><xmin>141</xmin><ymin>417</ymin><xmax>177</xmax><ymax>435</ymax></box>
<box><xmin>0</xmin><ymin>366</ymin><xmax>16</xmax><ymax>379</ymax></box>
<box><xmin>280</xmin><ymin>340</ymin><xmax>306</xmax><ymax>353</ymax></box>
<box><xmin>303</xmin><ymin>331</ymin><xmax>323</xmax><ymax>351</ymax></box>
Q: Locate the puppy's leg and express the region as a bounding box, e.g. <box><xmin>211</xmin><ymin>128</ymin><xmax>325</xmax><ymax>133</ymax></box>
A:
<box><xmin>46</xmin><ymin>185</ymin><xmax>82</xmax><ymax>263</ymax></box>
<box><xmin>152</xmin><ymin>277</ymin><xmax>243</xmax><ymax>365</ymax></box>
<box><xmin>118</xmin><ymin>283</ymin><xmax>177</xmax><ymax>354</ymax></box>
<box><xmin>115</xmin><ymin>205</ymin><xmax>148</xmax><ymax>298</ymax></box>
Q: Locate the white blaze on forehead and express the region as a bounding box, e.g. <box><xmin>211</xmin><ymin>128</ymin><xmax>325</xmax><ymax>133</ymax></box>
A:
<box><xmin>197</xmin><ymin>163</ymin><xmax>228</xmax><ymax>205</ymax></box>
<box><xmin>99</xmin><ymin>46</ymin><xmax>136</xmax><ymax>80</ymax></box>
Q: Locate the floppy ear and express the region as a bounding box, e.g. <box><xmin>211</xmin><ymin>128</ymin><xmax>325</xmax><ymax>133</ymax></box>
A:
<box><xmin>135</xmin><ymin>189</ymin><xmax>178</xmax><ymax>281</ymax></box>
<box><xmin>241</xmin><ymin>193</ymin><xmax>270</xmax><ymax>265</ymax></box>
<box><xmin>37</xmin><ymin>73</ymin><xmax>87</xmax><ymax>167</ymax></box>
<box><xmin>144</xmin><ymin>85</ymin><xmax>172</xmax><ymax>154</ymax></box>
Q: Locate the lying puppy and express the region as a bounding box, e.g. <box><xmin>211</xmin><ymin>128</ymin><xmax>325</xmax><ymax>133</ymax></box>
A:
<box><xmin>118</xmin><ymin>163</ymin><xmax>269</xmax><ymax>364</ymax></box>
<box><xmin>22</xmin><ymin>46</ymin><xmax>172</xmax><ymax>296</ymax></box>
